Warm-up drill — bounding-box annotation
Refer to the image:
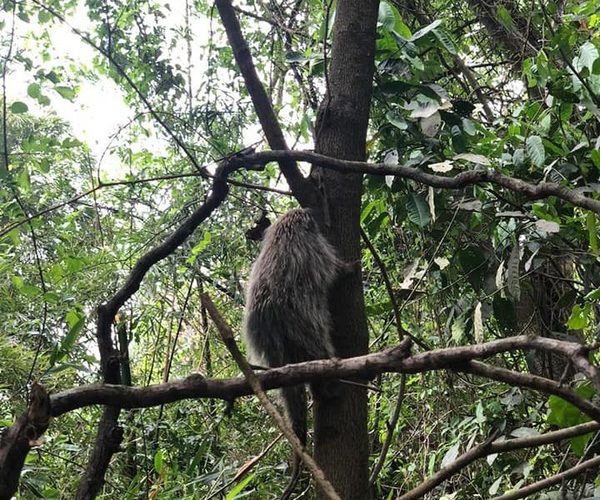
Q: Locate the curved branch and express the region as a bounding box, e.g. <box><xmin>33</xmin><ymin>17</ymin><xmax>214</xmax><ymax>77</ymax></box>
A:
<box><xmin>47</xmin><ymin>336</ymin><xmax>600</xmax><ymax>417</ymax></box>
<box><xmin>214</xmin><ymin>0</ymin><xmax>319</xmax><ymax>208</ymax></box>
<box><xmin>400</xmin><ymin>420</ymin><xmax>600</xmax><ymax>500</ymax></box>
<box><xmin>6</xmin><ymin>335</ymin><xmax>600</xmax><ymax>498</ymax></box>
<box><xmin>491</xmin><ymin>455</ymin><xmax>600</xmax><ymax>500</ymax></box>
<box><xmin>78</xmin><ymin>157</ymin><xmax>237</xmax><ymax>499</ymax></box>
<box><xmin>230</xmin><ymin>150</ymin><xmax>600</xmax><ymax>215</ymax></box>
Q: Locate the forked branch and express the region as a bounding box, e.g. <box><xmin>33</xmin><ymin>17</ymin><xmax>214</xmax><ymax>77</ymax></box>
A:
<box><xmin>228</xmin><ymin>150</ymin><xmax>600</xmax><ymax>215</ymax></box>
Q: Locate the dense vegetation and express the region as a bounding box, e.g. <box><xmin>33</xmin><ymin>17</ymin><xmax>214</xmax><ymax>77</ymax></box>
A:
<box><xmin>1</xmin><ymin>0</ymin><xmax>600</xmax><ymax>498</ymax></box>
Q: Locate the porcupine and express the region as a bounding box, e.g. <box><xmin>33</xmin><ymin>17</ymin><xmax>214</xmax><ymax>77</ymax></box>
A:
<box><xmin>243</xmin><ymin>207</ymin><xmax>353</xmax><ymax>498</ymax></box>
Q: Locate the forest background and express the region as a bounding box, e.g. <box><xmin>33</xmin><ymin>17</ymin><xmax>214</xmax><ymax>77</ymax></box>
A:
<box><xmin>1</xmin><ymin>0</ymin><xmax>600</xmax><ymax>498</ymax></box>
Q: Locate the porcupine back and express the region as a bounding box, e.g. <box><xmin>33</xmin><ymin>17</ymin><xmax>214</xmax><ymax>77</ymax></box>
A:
<box><xmin>243</xmin><ymin>208</ymin><xmax>344</xmax><ymax>443</ymax></box>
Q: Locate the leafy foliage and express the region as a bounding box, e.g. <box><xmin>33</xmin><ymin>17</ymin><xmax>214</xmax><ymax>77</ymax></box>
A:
<box><xmin>0</xmin><ymin>0</ymin><xmax>600</xmax><ymax>498</ymax></box>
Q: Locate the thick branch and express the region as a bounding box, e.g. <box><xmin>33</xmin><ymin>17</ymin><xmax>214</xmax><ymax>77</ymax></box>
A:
<box><xmin>214</xmin><ymin>0</ymin><xmax>318</xmax><ymax>207</ymax></box>
<box><xmin>0</xmin><ymin>384</ymin><xmax>50</xmax><ymax>500</ymax></box>
<box><xmin>229</xmin><ymin>150</ymin><xmax>600</xmax><ymax>215</ymax></box>
<box><xmin>47</xmin><ymin>336</ymin><xmax>599</xmax><ymax>418</ymax></box>
<box><xmin>77</xmin><ymin>158</ymin><xmax>237</xmax><ymax>499</ymax></box>
<box><xmin>5</xmin><ymin>335</ymin><xmax>599</xmax><ymax>498</ymax></box>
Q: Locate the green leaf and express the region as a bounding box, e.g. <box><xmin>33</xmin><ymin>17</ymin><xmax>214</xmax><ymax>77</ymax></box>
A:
<box><xmin>585</xmin><ymin>288</ymin><xmax>600</xmax><ymax>301</ymax></box>
<box><xmin>573</xmin><ymin>41</ymin><xmax>599</xmax><ymax>73</ymax></box>
<box><xmin>385</xmin><ymin>110</ymin><xmax>408</xmax><ymax>130</ymax></box>
<box><xmin>55</xmin><ymin>86</ymin><xmax>76</xmax><ymax>101</ymax></box>
<box><xmin>285</xmin><ymin>51</ymin><xmax>307</xmax><ymax>63</ymax></box>
<box><xmin>587</xmin><ymin>213</ymin><xmax>598</xmax><ymax>252</ymax></box>
<box><xmin>11</xmin><ymin>275</ymin><xmax>24</xmax><ymax>289</ymax></box>
<box><xmin>21</xmin><ymin>284</ymin><xmax>41</xmax><ymax>298</ymax></box>
<box><xmin>406</xmin><ymin>192</ymin><xmax>430</xmax><ymax>227</ymax></box>
<box><xmin>547</xmin><ymin>392</ymin><xmax>588</xmax><ymax>427</ymax></box>
<box><xmin>591</xmin><ymin>149</ymin><xmax>600</xmax><ymax>170</ymax></box>
<box><xmin>462</xmin><ymin>118</ymin><xmax>477</xmax><ymax>135</ymax></box>
<box><xmin>60</xmin><ymin>311</ymin><xmax>85</xmax><ymax>357</ymax></box>
<box><xmin>489</xmin><ymin>477</ymin><xmax>502</xmax><ymax>496</ymax></box>
<box><xmin>567</xmin><ymin>303</ymin><xmax>591</xmax><ymax>330</ymax></box>
<box><xmin>43</xmin><ymin>362</ymin><xmax>83</xmax><ymax>376</ymax></box>
<box><xmin>17</xmin><ymin>168</ymin><xmax>31</xmax><ymax>191</ymax></box>
<box><xmin>62</xmin><ymin>138</ymin><xmax>82</xmax><ymax>148</ymax></box>
<box><xmin>10</xmin><ymin>101</ymin><xmax>28</xmax><ymax>113</ymax></box>
<box><xmin>451</xmin><ymin>316</ymin><xmax>465</xmax><ymax>343</ymax></box>
<box><xmin>450</xmin><ymin>125</ymin><xmax>467</xmax><ymax>153</ymax></box>
<box><xmin>154</xmin><ymin>449</ymin><xmax>164</xmax><ymax>473</ymax></box>
<box><xmin>420</xmin><ymin>111</ymin><xmax>441</xmax><ymax>137</ymax></box>
<box><xmin>392</xmin><ymin>18</ymin><xmax>412</xmax><ymax>40</ymax></box>
<box><xmin>27</xmin><ymin>83</ymin><xmax>41</xmax><ymax>98</ymax></box>
<box><xmin>64</xmin><ymin>255</ymin><xmax>85</xmax><ymax>273</ymax></box>
<box><xmin>408</xmin><ymin>19</ymin><xmax>442</xmax><ymax>41</ymax></box>
<box><xmin>495</xmin><ymin>5</ymin><xmax>515</xmax><ymax>30</ymax></box>
<box><xmin>225</xmin><ymin>473</ymin><xmax>255</xmax><ymax>499</ymax></box>
<box><xmin>440</xmin><ymin>442</ymin><xmax>460</xmax><ymax>468</ymax></box>
<box><xmin>525</xmin><ymin>135</ymin><xmax>545</xmax><ymax>168</ymax></box>
<box><xmin>38</xmin><ymin>9</ymin><xmax>52</xmax><ymax>23</ymax></box>
<box><xmin>475</xmin><ymin>402</ymin><xmax>485</xmax><ymax>423</ymax></box>
<box><xmin>513</xmin><ymin>148</ymin><xmax>525</xmax><ymax>166</ymax></box>
<box><xmin>378</xmin><ymin>2</ymin><xmax>395</xmax><ymax>31</ymax></box>
<box><xmin>406</xmin><ymin>100</ymin><xmax>439</xmax><ymax>118</ymax></box>
<box><xmin>187</xmin><ymin>231</ymin><xmax>212</xmax><ymax>264</ymax></box>
<box><xmin>433</xmin><ymin>28</ymin><xmax>457</xmax><ymax>55</ymax></box>
<box><xmin>547</xmin><ymin>385</ymin><xmax>594</xmax><ymax>456</ymax></box>
<box><xmin>43</xmin><ymin>291</ymin><xmax>59</xmax><ymax>304</ymax></box>
<box><xmin>570</xmin><ymin>432</ymin><xmax>594</xmax><ymax>457</ymax></box>
<box><xmin>37</xmin><ymin>158</ymin><xmax>50</xmax><ymax>174</ymax></box>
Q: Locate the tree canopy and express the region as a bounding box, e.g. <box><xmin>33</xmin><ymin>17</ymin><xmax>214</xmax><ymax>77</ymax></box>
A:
<box><xmin>1</xmin><ymin>0</ymin><xmax>600</xmax><ymax>498</ymax></box>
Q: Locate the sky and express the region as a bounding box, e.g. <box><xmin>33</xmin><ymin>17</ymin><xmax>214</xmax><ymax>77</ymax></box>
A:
<box><xmin>5</xmin><ymin>1</ymin><xmax>298</xmax><ymax>183</ymax></box>
<box><xmin>6</xmin><ymin>1</ymin><xmax>207</xmax><ymax>176</ymax></box>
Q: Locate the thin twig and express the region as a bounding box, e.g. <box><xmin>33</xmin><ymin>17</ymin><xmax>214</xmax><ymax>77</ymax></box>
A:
<box><xmin>200</xmin><ymin>293</ymin><xmax>341</xmax><ymax>500</ymax></box>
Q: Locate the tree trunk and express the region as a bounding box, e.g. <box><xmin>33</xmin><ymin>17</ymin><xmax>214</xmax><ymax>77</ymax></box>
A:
<box><xmin>311</xmin><ymin>0</ymin><xmax>379</xmax><ymax>498</ymax></box>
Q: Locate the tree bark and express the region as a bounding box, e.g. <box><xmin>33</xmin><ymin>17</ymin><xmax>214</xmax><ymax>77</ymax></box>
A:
<box><xmin>311</xmin><ymin>0</ymin><xmax>379</xmax><ymax>498</ymax></box>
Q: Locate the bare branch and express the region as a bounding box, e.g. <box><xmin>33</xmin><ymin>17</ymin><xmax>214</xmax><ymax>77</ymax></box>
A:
<box><xmin>5</xmin><ymin>335</ymin><xmax>600</xmax><ymax>497</ymax></box>
<box><xmin>201</xmin><ymin>294</ymin><xmax>341</xmax><ymax>500</ymax></box>
<box><xmin>77</xmin><ymin>157</ymin><xmax>238</xmax><ymax>498</ymax></box>
<box><xmin>491</xmin><ymin>455</ymin><xmax>600</xmax><ymax>500</ymax></box>
<box><xmin>214</xmin><ymin>0</ymin><xmax>319</xmax><ymax>208</ymax></box>
<box><xmin>43</xmin><ymin>336</ymin><xmax>599</xmax><ymax>419</ymax></box>
<box><xmin>229</xmin><ymin>150</ymin><xmax>600</xmax><ymax>215</ymax></box>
